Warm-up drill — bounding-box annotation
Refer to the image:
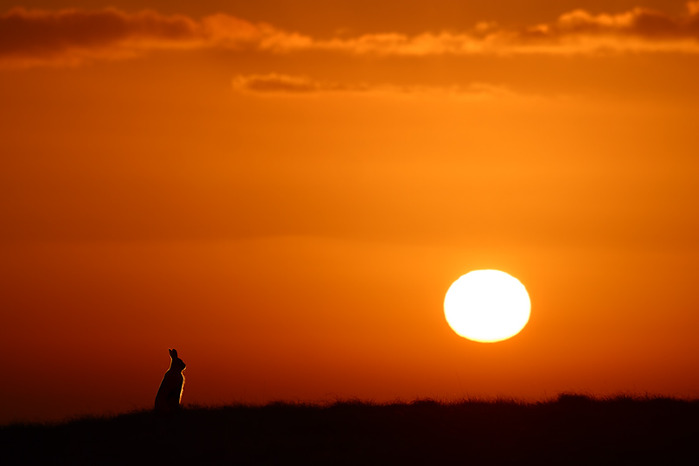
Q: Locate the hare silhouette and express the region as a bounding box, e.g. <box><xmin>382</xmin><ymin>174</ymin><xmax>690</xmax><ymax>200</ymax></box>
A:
<box><xmin>154</xmin><ymin>349</ymin><xmax>186</xmax><ymax>414</ymax></box>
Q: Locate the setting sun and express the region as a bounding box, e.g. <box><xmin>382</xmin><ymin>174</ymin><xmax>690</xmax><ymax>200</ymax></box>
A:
<box><xmin>444</xmin><ymin>270</ymin><xmax>531</xmax><ymax>343</ymax></box>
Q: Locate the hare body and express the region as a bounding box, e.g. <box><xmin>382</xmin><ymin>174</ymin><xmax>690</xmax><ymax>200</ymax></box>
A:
<box><xmin>154</xmin><ymin>349</ymin><xmax>186</xmax><ymax>414</ymax></box>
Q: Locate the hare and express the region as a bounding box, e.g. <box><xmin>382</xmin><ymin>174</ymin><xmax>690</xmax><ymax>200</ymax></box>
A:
<box><xmin>154</xmin><ymin>349</ymin><xmax>186</xmax><ymax>414</ymax></box>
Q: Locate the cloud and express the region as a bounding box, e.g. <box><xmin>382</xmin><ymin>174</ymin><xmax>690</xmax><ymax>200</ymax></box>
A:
<box><xmin>232</xmin><ymin>73</ymin><xmax>517</xmax><ymax>101</ymax></box>
<box><xmin>232</xmin><ymin>74</ymin><xmax>361</xmax><ymax>94</ymax></box>
<box><xmin>3</xmin><ymin>2</ymin><xmax>699</xmax><ymax>67</ymax></box>
<box><xmin>0</xmin><ymin>7</ymin><xmax>289</xmax><ymax>67</ymax></box>
<box><xmin>233</xmin><ymin>74</ymin><xmax>325</xmax><ymax>94</ymax></box>
<box><xmin>298</xmin><ymin>1</ymin><xmax>699</xmax><ymax>56</ymax></box>
<box><xmin>508</xmin><ymin>1</ymin><xmax>699</xmax><ymax>53</ymax></box>
<box><xmin>553</xmin><ymin>6</ymin><xmax>697</xmax><ymax>38</ymax></box>
<box><xmin>0</xmin><ymin>8</ymin><xmax>196</xmax><ymax>66</ymax></box>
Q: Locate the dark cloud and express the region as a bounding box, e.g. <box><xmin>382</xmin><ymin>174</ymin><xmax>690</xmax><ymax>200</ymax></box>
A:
<box><xmin>2</xmin><ymin>2</ymin><xmax>699</xmax><ymax>68</ymax></box>
<box><xmin>0</xmin><ymin>8</ymin><xmax>199</xmax><ymax>60</ymax></box>
<box><xmin>547</xmin><ymin>4</ymin><xmax>699</xmax><ymax>39</ymax></box>
<box><xmin>231</xmin><ymin>74</ymin><xmax>517</xmax><ymax>101</ymax></box>
<box><xmin>232</xmin><ymin>74</ymin><xmax>322</xmax><ymax>94</ymax></box>
<box><xmin>0</xmin><ymin>7</ymin><xmax>274</xmax><ymax>67</ymax></box>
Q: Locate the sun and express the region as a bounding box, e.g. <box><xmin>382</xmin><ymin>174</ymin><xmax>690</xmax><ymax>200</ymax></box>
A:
<box><xmin>444</xmin><ymin>270</ymin><xmax>531</xmax><ymax>343</ymax></box>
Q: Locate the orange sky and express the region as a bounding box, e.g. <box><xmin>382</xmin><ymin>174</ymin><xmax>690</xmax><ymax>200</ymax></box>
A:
<box><xmin>2</xmin><ymin>0</ymin><xmax>699</xmax><ymax>424</ymax></box>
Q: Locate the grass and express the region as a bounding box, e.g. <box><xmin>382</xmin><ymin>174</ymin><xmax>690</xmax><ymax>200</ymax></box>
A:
<box><xmin>2</xmin><ymin>395</ymin><xmax>697</xmax><ymax>465</ymax></box>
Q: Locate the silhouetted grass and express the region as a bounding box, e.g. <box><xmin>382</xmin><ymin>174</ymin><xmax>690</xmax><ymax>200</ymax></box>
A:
<box><xmin>2</xmin><ymin>395</ymin><xmax>697</xmax><ymax>465</ymax></box>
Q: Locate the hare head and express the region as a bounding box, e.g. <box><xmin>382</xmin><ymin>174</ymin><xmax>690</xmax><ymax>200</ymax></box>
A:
<box><xmin>169</xmin><ymin>348</ymin><xmax>186</xmax><ymax>372</ymax></box>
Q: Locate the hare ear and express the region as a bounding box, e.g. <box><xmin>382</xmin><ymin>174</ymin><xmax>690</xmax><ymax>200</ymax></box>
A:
<box><xmin>170</xmin><ymin>349</ymin><xmax>178</xmax><ymax>358</ymax></box>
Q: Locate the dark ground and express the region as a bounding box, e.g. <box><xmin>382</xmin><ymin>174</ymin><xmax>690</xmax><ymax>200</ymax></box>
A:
<box><xmin>2</xmin><ymin>395</ymin><xmax>698</xmax><ymax>465</ymax></box>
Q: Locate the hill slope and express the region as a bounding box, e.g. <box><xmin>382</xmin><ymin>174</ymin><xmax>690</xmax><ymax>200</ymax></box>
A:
<box><xmin>2</xmin><ymin>396</ymin><xmax>697</xmax><ymax>465</ymax></box>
